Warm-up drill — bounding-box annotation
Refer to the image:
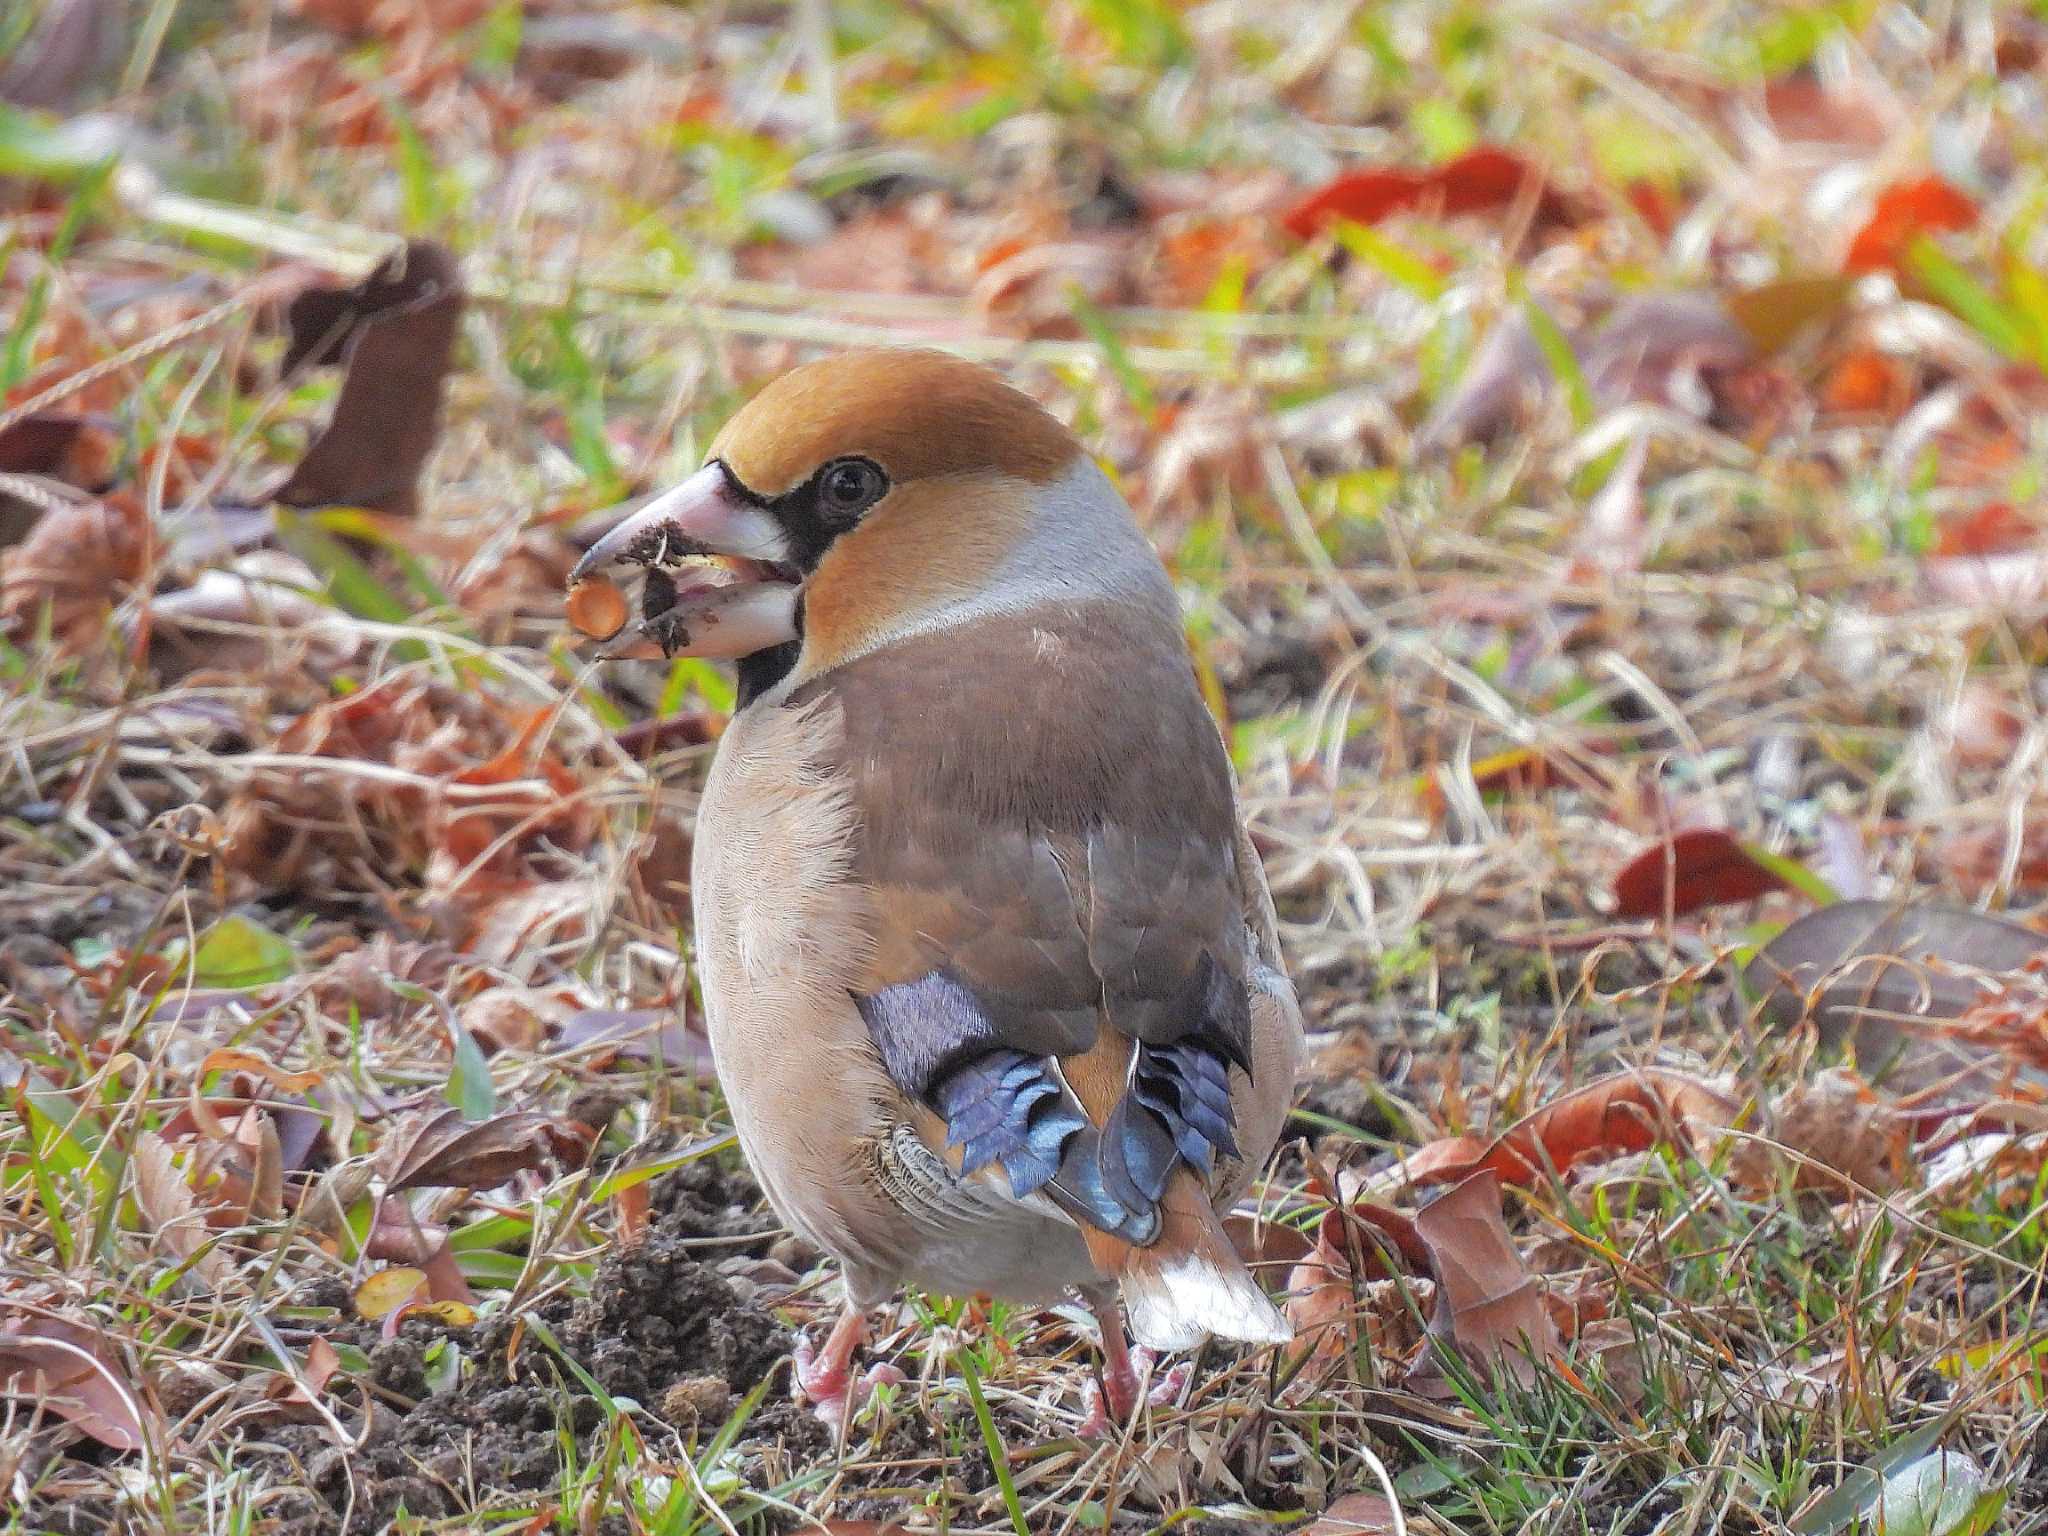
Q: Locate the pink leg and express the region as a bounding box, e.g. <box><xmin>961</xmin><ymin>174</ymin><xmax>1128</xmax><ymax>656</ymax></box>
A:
<box><xmin>1081</xmin><ymin>1289</ymin><xmax>1141</xmax><ymax>1434</ymax></box>
<box><xmin>793</xmin><ymin>1305</ymin><xmax>868</xmax><ymax>1428</ymax></box>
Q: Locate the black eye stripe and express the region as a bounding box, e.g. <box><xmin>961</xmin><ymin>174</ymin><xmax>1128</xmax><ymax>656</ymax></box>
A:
<box><xmin>712</xmin><ymin>456</ymin><xmax>889</xmax><ymax>573</ymax></box>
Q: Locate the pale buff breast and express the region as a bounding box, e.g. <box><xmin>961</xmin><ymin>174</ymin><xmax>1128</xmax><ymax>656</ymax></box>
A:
<box><xmin>691</xmin><ymin>694</ymin><xmax>910</xmax><ymax>1296</ymax></box>
<box><xmin>690</xmin><ymin>694</ymin><xmax>1102</xmax><ymax>1305</ymax></box>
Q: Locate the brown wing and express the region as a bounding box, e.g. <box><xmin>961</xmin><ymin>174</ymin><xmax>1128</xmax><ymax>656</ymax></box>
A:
<box><xmin>793</xmin><ymin>601</ymin><xmax>1254</xmax><ymax>1244</ymax></box>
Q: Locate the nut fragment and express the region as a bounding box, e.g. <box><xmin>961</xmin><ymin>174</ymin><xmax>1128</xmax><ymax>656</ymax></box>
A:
<box><xmin>565</xmin><ymin>575</ymin><xmax>629</xmax><ymax>640</ymax></box>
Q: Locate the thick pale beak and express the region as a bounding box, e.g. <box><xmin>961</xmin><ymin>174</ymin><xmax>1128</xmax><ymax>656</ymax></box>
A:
<box><xmin>571</xmin><ymin>463</ymin><xmax>791</xmax><ymax>579</ymax></box>
<box><xmin>569</xmin><ymin>463</ymin><xmax>803</xmax><ymax>661</ymax></box>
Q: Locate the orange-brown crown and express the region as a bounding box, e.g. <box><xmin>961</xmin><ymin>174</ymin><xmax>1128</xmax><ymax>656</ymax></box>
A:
<box><xmin>708</xmin><ymin>349</ymin><xmax>1079</xmax><ymax>496</ymax></box>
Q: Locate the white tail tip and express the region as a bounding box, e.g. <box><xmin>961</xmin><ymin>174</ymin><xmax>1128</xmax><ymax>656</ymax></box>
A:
<box><xmin>1122</xmin><ymin>1252</ymin><xmax>1293</xmax><ymax>1352</ymax></box>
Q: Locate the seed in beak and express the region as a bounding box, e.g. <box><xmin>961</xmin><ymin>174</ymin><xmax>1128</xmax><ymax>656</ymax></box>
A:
<box><xmin>565</xmin><ymin>575</ymin><xmax>630</xmax><ymax>640</ymax></box>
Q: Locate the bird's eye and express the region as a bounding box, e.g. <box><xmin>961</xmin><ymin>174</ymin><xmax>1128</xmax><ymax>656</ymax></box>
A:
<box><xmin>820</xmin><ymin>457</ymin><xmax>886</xmax><ymax>515</ymax></box>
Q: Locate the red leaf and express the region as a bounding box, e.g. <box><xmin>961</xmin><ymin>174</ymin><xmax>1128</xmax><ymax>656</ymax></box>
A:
<box><xmin>1611</xmin><ymin>828</ymin><xmax>1793</xmax><ymax>918</ymax></box>
<box><xmin>1283</xmin><ymin>145</ymin><xmax>1554</xmax><ymax>239</ymax></box>
<box><xmin>1406</xmin><ymin>1068</ymin><xmax>1742</xmax><ymax>1189</ymax></box>
<box><xmin>1844</xmin><ymin>175</ymin><xmax>1977</xmax><ymax>275</ymax></box>
<box><xmin>1283</xmin><ymin>168</ymin><xmax>1427</xmax><ymax>239</ymax></box>
<box><xmin>1934</xmin><ymin>502</ymin><xmax>2037</xmax><ymax>559</ymax></box>
<box><xmin>1431</xmin><ymin>146</ymin><xmax>1543</xmax><ymax>215</ymax></box>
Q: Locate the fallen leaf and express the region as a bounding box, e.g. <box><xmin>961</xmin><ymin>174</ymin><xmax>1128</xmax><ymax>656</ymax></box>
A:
<box><xmin>146</xmin><ymin>552</ymin><xmax>361</xmax><ymax>681</ymax></box>
<box><xmin>1283</xmin><ymin>145</ymin><xmax>1564</xmax><ymax>240</ymax></box>
<box><xmin>1303</xmin><ymin>1492</ymin><xmax>1404</xmax><ymax>1534</ymax></box>
<box><xmin>0</xmin><ymin>409</ymin><xmax>118</xmax><ymax>546</ymax></box>
<box><xmin>1728</xmin><ymin>1067</ymin><xmax>1910</xmax><ymax>1195</ymax></box>
<box><xmin>273</xmin><ymin>240</ymin><xmax>463</xmax><ymax>518</ymax></box>
<box><xmin>1820</xmin><ymin>348</ymin><xmax>1911</xmax><ymax>415</ymax></box>
<box><xmin>460</xmin><ymin>985</ymin><xmax>560</xmax><ymax>1055</ymax></box>
<box><xmin>1611</xmin><ymin>828</ymin><xmax>1796</xmax><ymax>919</ymax></box>
<box><xmin>1760</xmin><ymin>74</ymin><xmax>1893</xmax><ymax>149</ymax></box>
<box><xmin>1868</xmin><ymin>1452</ymin><xmax>2003</xmax><ymax>1536</ymax></box>
<box><xmin>1405</xmin><ymin>1171</ymin><xmax>1563</xmax><ymax>1396</ymax></box>
<box><xmin>132</xmin><ymin>1131</ymin><xmax>233</xmax><ymax>1284</ymax></box>
<box><xmin>555</xmin><ymin>1007</ymin><xmax>715</xmax><ymax>1070</ymax></box>
<box><xmin>1406</xmin><ymin>1068</ymin><xmax>1743</xmax><ymax>1189</ymax></box>
<box><xmin>378</xmin><ymin>1104</ymin><xmax>572</xmax><ymax>1193</ymax></box>
<box><xmin>384</xmin><ymin>1297</ymin><xmax>477</xmax><ymax>1340</ymax></box>
<box><xmin>182</xmin><ymin>915</ymin><xmax>297</xmax><ymax>989</ymax></box>
<box><xmin>195</xmin><ymin>1048</ymin><xmax>323</xmax><ymax>1097</ymax></box>
<box><xmin>0</xmin><ymin>491</ymin><xmax>155</xmax><ymax>653</ymax></box>
<box><xmin>1418</xmin><ymin>293</ymin><xmax>1755</xmax><ymax>452</ymax></box>
<box><xmin>354</xmin><ymin>1267</ymin><xmax>430</xmax><ymax>1320</ymax></box>
<box><xmin>1724</xmin><ymin>276</ymin><xmax>1853</xmax><ymax>355</ymax></box>
<box><xmin>1742</xmin><ymin>900</ymin><xmax>2048</xmax><ymax>1057</ymax></box>
<box><xmin>1844</xmin><ymin>176</ymin><xmax>1978</xmax><ymax>276</ymax></box>
<box><xmin>304</xmin><ymin>1335</ymin><xmax>341</xmax><ymax>1395</ymax></box>
<box><xmin>1223</xmin><ymin>1208</ymin><xmax>1316</xmax><ymax>1273</ymax></box>
<box><xmin>614</xmin><ymin>1179</ymin><xmax>652</xmax><ymax>1244</ymax></box>
<box><xmin>0</xmin><ymin>1312</ymin><xmax>149</xmax><ymax>1450</ymax></box>
<box><xmin>1932</xmin><ymin>503</ymin><xmax>2038</xmax><ymax>560</ymax></box>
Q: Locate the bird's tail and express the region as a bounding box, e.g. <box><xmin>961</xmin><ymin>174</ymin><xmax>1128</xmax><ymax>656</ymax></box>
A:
<box><xmin>1090</xmin><ymin>1172</ymin><xmax>1291</xmax><ymax>1352</ymax></box>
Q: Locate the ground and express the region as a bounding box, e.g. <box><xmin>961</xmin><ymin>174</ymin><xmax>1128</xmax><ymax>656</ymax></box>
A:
<box><xmin>2</xmin><ymin>1</ymin><xmax>2048</xmax><ymax>1533</ymax></box>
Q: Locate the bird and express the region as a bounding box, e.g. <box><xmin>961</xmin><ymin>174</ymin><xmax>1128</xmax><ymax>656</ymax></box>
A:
<box><xmin>570</xmin><ymin>348</ymin><xmax>1304</xmax><ymax>1427</ymax></box>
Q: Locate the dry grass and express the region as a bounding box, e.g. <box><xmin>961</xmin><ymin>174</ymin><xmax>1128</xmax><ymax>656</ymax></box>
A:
<box><xmin>3</xmin><ymin>0</ymin><xmax>2048</xmax><ymax>1532</ymax></box>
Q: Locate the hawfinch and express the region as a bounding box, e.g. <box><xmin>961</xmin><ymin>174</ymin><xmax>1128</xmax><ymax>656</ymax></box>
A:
<box><xmin>572</xmin><ymin>349</ymin><xmax>1304</xmax><ymax>1425</ymax></box>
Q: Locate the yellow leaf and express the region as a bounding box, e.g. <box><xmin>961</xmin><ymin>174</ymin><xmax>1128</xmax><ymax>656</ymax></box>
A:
<box><xmin>354</xmin><ymin>1267</ymin><xmax>428</xmax><ymax>1320</ymax></box>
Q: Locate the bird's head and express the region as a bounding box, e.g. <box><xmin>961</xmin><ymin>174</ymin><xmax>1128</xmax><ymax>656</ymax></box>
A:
<box><xmin>568</xmin><ymin>349</ymin><xmax>1168</xmax><ymax>690</ymax></box>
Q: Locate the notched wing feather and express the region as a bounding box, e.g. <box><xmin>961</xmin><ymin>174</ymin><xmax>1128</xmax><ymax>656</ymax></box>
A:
<box><xmin>808</xmin><ymin>604</ymin><xmax>1268</xmax><ymax>1242</ymax></box>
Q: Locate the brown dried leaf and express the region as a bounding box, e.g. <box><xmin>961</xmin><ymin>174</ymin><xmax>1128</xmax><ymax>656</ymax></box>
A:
<box><xmin>0</xmin><ymin>1313</ymin><xmax>149</xmax><ymax>1451</ymax></box>
<box><xmin>458</xmin><ymin>985</ymin><xmax>562</xmax><ymax>1055</ymax></box>
<box><xmin>1303</xmin><ymin>1493</ymin><xmax>1404</xmax><ymax>1535</ymax></box>
<box><xmin>146</xmin><ymin>553</ymin><xmax>361</xmax><ymax>681</ymax></box>
<box><xmin>131</xmin><ymin>1131</ymin><xmax>233</xmax><ymax>1284</ymax></box>
<box><xmin>0</xmin><ymin>492</ymin><xmax>156</xmax><ymax>653</ymax></box>
<box><xmin>1404</xmin><ymin>1068</ymin><xmax>1741</xmax><ymax>1189</ymax></box>
<box><xmin>378</xmin><ymin>1104</ymin><xmax>567</xmax><ymax>1193</ymax></box>
<box><xmin>1405</xmin><ymin>1171</ymin><xmax>1563</xmax><ymax>1397</ymax></box>
<box><xmin>273</xmin><ymin>240</ymin><xmax>462</xmax><ymax>518</ymax></box>
<box><xmin>1728</xmin><ymin>1067</ymin><xmax>1911</xmax><ymax>1195</ymax></box>
<box><xmin>197</xmin><ymin>1048</ymin><xmax>324</xmax><ymax>1097</ymax></box>
<box><xmin>1742</xmin><ymin>900</ymin><xmax>2048</xmax><ymax>1067</ymax></box>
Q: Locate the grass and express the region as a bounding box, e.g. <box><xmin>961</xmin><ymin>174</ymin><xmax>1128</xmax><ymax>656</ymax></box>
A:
<box><xmin>2</xmin><ymin>0</ymin><xmax>2048</xmax><ymax>1532</ymax></box>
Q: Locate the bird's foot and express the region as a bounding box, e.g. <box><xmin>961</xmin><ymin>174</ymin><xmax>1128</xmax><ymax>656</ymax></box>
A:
<box><xmin>1147</xmin><ymin>1358</ymin><xmax>1191</xmax><ymax>1408</ymax></box>
<box><xmin>1076</xmin><ymin>1376</ymin><xmax>1113</xmax><ymax>1439</ymax></box>
<box><xmin>794</xmin><ymin>1332</ymin><xmax>902</xmax><ymax>1430</ymax></box>
<box><xmin>1080</xmin><ymin>1342</ymin><xmax>1157</xmax><ymax>1436</ymax></box>
<box><xmin>793</xmin><ymin>1308</ymin><xmax>876</xmax><ymax>1429</ymax></box>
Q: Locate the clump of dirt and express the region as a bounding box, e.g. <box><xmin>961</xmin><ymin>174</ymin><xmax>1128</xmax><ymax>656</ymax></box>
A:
<box><xmin>264</xmin><ymin>1177</ymin><xmax>794</xmax><ymax>1534</ymax></box>
<box><xmin>647</xmin><ymin>1149</ymin><xmax>779</xmax><ymax>1249</ymax></box>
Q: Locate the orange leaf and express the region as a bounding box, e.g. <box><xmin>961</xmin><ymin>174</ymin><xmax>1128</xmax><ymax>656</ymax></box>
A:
<box><xmin>1408</xmin><ymin>1068</ymin><xmax>1741</xmax><ymax>1189</ymax></box>
<box><xmin>1399</xmin><ymin>1134</ymin><xmax>1490</xmax><ymax>1182</ymax></box>
<box><xmin>615</xmin><ymin>1179</ymin><xmax>651</xmax><ymax>1244</ymax></box>
<box><xmin>1611</xmin><ymin>827</ymin><xmax>1793</xmax><ymax>918</ymax></box>
<box><xmin>1844</xmin><ymin>175</ymin><xmax>1977</xmax><ymax>275</ymax></box>
<box><xmin>1820</xmin><ymin>347</ymin><xmax>1909</xmax><ymax>415</ymax></box>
